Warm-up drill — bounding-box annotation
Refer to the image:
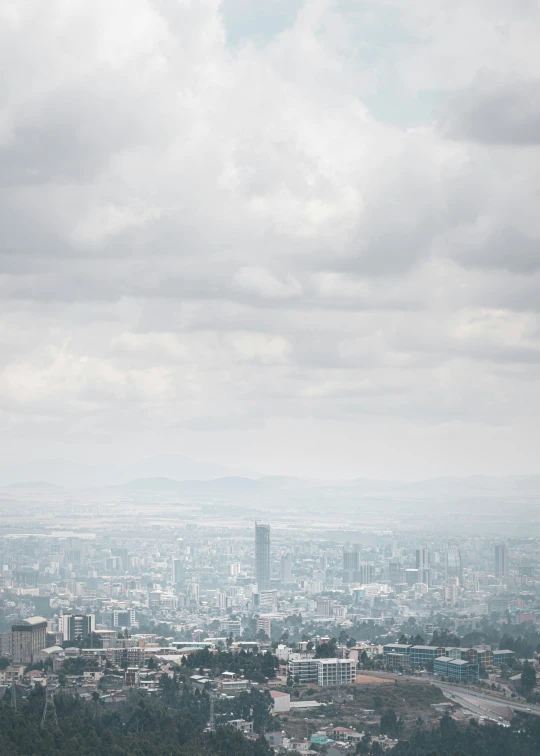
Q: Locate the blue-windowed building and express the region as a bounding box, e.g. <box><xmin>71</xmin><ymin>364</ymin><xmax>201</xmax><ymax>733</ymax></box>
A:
<box><xmin>409</xmin><ymin>646</ymin><xmax>446</xmax><ymax>668</ymax></box>
<box><xmin>493</xmin><ymin>650</ymin><xmax>515</xmax><ymax>667</ymax></box>
<box><xmin>383</xmin><ymin>643</ymin><xmax>411</xmax><ymax>658</ymax></box>
<box><xmin>434</xmin><ymin>656</ymin><xmax>479</xmax><ymax>681</ymax></box>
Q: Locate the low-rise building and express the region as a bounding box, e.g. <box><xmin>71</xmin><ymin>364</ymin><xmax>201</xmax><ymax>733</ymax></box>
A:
<box><xmin>288</xmin><ymin>656</ymin><xmax>356</xmax><ymax>687</ymax></box>
<box><xmin>434</xmin><ymin>656</ymin><xmax>479</xmax><ymax>681</ymax></box>
<box><xmin>409</xmin><ymin>646</ymin><xmax>445</xmax><ymax>668</ymax></box>
<box><xmin>493</xmin><ymin>650</ymin><xmax>515</xmax><ymax>667</ymax></box>
<box><xmin>269</xmin><ymin>690</ymin><xmax>291</xmax><ymax>713</ymax></box>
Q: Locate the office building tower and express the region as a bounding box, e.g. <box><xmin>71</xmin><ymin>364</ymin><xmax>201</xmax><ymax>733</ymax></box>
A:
<box><xmin>173</xmin><ymin>559</ymin><xmax>184</xmax><ymax>585</ymax></box>
<box><xmin>405</xmin><ymin>568</ymin><xmax>419</xmax><ymax>586</ymax></box>
<box><xmin>343</xmin><ymin>551</ymin><xmax>360</xmax><ymax>572</ymax></box>
<box><xmin>388</xmin><ymin>559</ymin><xmax>404</xmax><ymax>586</ymax></box>
<box><xmin>255</xmin><ymin>589</ymin><xmax>278</xmax><ymax>612</ymax></box>
<box><xmin>445</xmin><ymin>549</ymin><xmax>462</xmax><ymax>582</ymax></box>
<box><xmin>316</xmin><ymin>597</ymin><xmax>332</xmax><ymax>617</ymax></box>
<box><xmin>359</xmin><ymin>563</ymin><xmax>374</xmax><ymax>584</ymax></box>
<box><xmin>0</xmin><ymin>632</ymin><xmax>13</xmax><ymax>657</ymax></box>
<box><xmin>494</xmin><ymin>544</ymin><xmax>508</xmax><ymax>579</ymax></box>
<box><xmin>113</xmin><ymin>610</ymin><xmax>135</xmax><ymax>628</ymax></box>
<box><xmin>12</xmin><ymin>616</ymin><xmax>47</xmax><ymax>664</ymax></box>
<box><xmin>59</xmin><ymin>614</ymin><xmax>95</xmax><ymax>642</ymax></box>
<box><xmin>280</xmin><ymin>553</ymin><xmax>293</xmax><ymax>585</ymax></box>
<box><xmin>416</xmin><ymin>548</ymin><xmax>431</xmax><ymax>587</ymax></box>
<box><xmin>255</xmin><ymin>522</ymin><xmax>270</xmax><ymax>590</ymax></box>
<box><xmin>112</xmin><ymin>548</ymin><xmax>129</xmax><ymax>571</ymax></box>
<box><xmin>256</xmin><ymin>616</ymin><xmax>272</xmax><ymax>638</ymax></box>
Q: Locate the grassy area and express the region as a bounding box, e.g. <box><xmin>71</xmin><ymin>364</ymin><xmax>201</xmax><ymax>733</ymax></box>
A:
<box><xmin>352</xmin><ymin>682</ymin><xmax>446</xmax><ymax>714</ymax></box>
<box><xmin>280</xmin><ymin>682</ymin><xmax>450</xmax><ymax>741</ymax></box>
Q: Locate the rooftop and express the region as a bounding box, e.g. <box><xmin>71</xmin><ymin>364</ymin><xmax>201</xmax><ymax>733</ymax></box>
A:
<box><xmin>13</xmin><ymin>616</ymin><xmax>47</xmax><ymax>627</ymax></box>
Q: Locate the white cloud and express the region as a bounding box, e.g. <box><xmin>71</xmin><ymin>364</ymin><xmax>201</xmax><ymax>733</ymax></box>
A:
<box><xmin>0</xmin><ymin>0</ymin><xmax>539</xmax><ymax>477</ymax></box>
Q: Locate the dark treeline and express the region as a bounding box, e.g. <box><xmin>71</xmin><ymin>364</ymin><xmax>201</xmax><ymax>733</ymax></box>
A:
<box><xmin>0</xmin><ymin>685</ymin><xmax>273</xmax><ymax>756</ymax></box>
<box><xmin>180</xmin><ymin>647</ymin><xmax>278</xmax><ymax>682</ymax></box>
<box><xmin>384</xmin><ymin>713</ymin><xmax>540</xmax><ymax>756</ymax></box>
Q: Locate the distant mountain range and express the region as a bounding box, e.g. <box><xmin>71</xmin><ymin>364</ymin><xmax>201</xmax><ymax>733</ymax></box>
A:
<box><xmin>6</xmin><ymin>481</ymin><xmax>60</xmax><ymax>489</ymax></box>
<box><xmin>112</xmin><ymin>475</ymin><xmax>265</xmax><ymax>494</ymax></box>
<box><xmin>0</xmin><ymin>454</ymin><xmax>255</xmax><ymax>488</ymax></box>
<box><xmin>1</xmin><ymin>457</ymin><xmax>540</xmax><ymax>501</ymax></box>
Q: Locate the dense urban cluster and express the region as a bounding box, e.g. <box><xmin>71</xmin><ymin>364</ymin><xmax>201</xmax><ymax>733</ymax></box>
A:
<box><xmin>2</xmin><ymin>502</ymin><xmax>540</xmax><ymax>755</ymax></box>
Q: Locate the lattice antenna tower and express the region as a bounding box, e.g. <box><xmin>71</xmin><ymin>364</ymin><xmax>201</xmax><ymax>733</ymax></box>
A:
<box><xmin>41</xmin><ymin>677</ymin><xmax>59</xmax><ymax>730</ymax></box>
<box><xmin>208</xmin><ymin>689</ymin><xmax>215</xmax><ymax>732</ymax></box>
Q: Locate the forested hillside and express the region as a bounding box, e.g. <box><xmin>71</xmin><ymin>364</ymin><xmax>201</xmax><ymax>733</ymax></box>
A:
<box><xmin>386</xmin><ymin>713</ymin><xmax>540</xmax><ymax>756</ymax></box>
<box><xmin>0</xmin><ymin>686</ymin><xmax>272</xmax><ymax>756</ymax></box>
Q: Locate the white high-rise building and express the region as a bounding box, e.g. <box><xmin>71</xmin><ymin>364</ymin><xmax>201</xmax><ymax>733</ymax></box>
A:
<box><xmin>59</xmin><ymin>614</ymin><xmax>95</xmax><ymax>642</ymax></box>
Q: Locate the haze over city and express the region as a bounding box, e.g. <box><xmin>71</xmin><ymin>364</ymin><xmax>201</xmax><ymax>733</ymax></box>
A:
<box><xmin>1</xmin><ymin>2</ymin><xmax>540</xmax><ymax>756</ymax></box>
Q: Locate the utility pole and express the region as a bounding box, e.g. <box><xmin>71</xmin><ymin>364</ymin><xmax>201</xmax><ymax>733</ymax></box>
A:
<box><xmin>41</xmin><ymin>676</ymin><xmax>59</xmax><ymax>730</ymax></box>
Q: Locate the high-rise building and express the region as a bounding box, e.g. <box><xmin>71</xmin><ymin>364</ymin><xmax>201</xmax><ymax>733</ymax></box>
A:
<box><xmin>173</xmin><ymin>559</ymin><xmax>184</xmax><ymax>585</ymax></box>
<box><xmin>405</xmin><ymin>568</ymin><xmax>419</xmax><ymax>586</ymax></box>
<box><xmin>112</xmin><ymin>548</ymin><xmax>129</xmax><ymax>571</ymax></box>
<box><xmin>416</xmin><ymin>548</ymin><xmax>431</xmax><ymax>587</ymax></box>
<box><xmin>316</xmin><ymin>597</ymin><xmax>332</xmax><ymax>616</ymax></box>
<box><xmin>280</xmin><ymin>553</ymin><xmax>293</xmax><ymax>585</ymax></box>
<box><xmin>254</xmin><ymin>589</ymin><xmax>278</xmax><ymax>612</ymax></box>
<box><xmin>255</xmin><ymin>616</ymin><xmax>272</xmax><ymax>638</ymax></box>
<box><xmin>255</xmin><ymin>522</ymin><xmax>270</xmax><ymax>590</ymax></box>
<box><xmin>343</xmin><ymin>551</ymin><xmax>360</xmax><ymax>572</ymax></box>
<box><xmin>359</xmin><ymin>563</ymin><xmax>374</xmax><ymax>584</ymax></box>
<box><xmin>12</xmin><ymin>616</ymin><xmax>47</xmax><ymax>664</ymax></box>
<box><xmin>59</xmin><ymin>614</ymin><xmax>95</xmax><ymax>642</ymax></box>
<box><xmin>494</xmin><ymin>544</ymin><xmax>508</xmax><ymax>579</ymax></box>
<box><xmin>113</xmin><ymin>610</ymin><xmax>135</xmax><ymax>629</ymax></box>
<box><xmin>388</xmin><ymin>559</ymin><xmax>404</xmax><ymax>586</ymax></box>
<box><xmin>0</xmin><ymin>632</ymin><xmax>12</xmax><ymax>657</ymax></box>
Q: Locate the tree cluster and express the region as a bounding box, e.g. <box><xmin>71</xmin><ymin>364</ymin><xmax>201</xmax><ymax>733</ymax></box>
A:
<box><xmin>0</xmin><ymin>684</ymin><xmax>273</xmax><ymax>756</ymax></box>
<box><xmin>180</xmin><ymin>647</ymin><xmax>278</xmax><ymax>683</ymax></box>
<box><xmin>386</xmin><ymin>712</ymin><xmax>540</xmax><ymax>756</ymax></box>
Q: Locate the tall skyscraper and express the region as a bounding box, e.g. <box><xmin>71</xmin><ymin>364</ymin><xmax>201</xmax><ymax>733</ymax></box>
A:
<box><xmin>359</xmin><ymin>562</ymin><xmax>374</xmax><ymax>584</ymax></box>
<box><xmin>494</xmin><ymin>544</ymin><xmax>508</xmax><ymax>579</ymax></box>
<box><xmin>280</xmin><ymin>552</ymin><xmax>293</xmax><ymax>585</ymax></box>
<box><xmin>416</xmin><ymin>548</ymin><xmax>431</xmax><ymax>586</ymax></box>
<box><xmin>255</xmin><ymin>522</ymin><xmax>270</xmax><ymax>590</ymax></box>
<box><xmin>343</xmin><ymin>551</ymin><xmax>360</xmax><ymax>571</ymax></box>
<box><xmin>388</xmin><ymin>559</ymin><xmax>403</xmax><ymax>586</ymax></box>
<box><xmin>173</xmin><ymin>558</ymin><xmax>184</xmax><ymax>585</ymax></box>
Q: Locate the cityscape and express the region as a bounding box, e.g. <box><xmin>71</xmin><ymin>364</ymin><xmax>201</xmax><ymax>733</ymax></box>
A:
<box><xmin>1</xmin><ymin>0</ymin><xmax>539</xmax><ymax>754</ymax></box>
<box><xmin>1</xmin><ymin>473</ymin><xmax>540</xmax><ymax>753</ymax></box>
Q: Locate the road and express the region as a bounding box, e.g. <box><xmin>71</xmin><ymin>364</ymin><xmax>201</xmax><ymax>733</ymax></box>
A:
<box><xmin>434</xmin><ymin>682</ymin><xmax>540</xmax><ymax>718</ymax></box>
<box><xmin>356</xmin><ymin>670</ymin><xmax>540</xmax><ymax>719</ymax></box>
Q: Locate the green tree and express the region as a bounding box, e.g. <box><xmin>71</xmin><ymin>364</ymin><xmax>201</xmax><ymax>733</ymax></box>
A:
<box><xmin>314</xmin><ymin>638</ymin><xmax>337</xmax><ymax>658</ymax></box>
<box><xmin>380</xmin><ymin>708</ymin><xmax>404</xmax><ymax>738</ymax></box>
<box><xmin>521</xmin><ymin>661</ymin><xmax>536</xmax><ymax>695</ymax></box>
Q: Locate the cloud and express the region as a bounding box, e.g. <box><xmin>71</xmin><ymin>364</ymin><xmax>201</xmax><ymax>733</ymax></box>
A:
<box><xmin>0</xmin><ymin>0</ymin><xmax>540</xmax><ymax>478</ymax></box>
<box><xmin>440</xmin><ymin>73</ymin><xmax>540</xmax><ymax>145</ymax></box>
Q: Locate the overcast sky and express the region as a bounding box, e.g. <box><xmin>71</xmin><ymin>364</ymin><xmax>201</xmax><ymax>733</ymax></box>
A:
<box><xmin>1</xmin><ymin>0</ymin><xmax>540</xmax><ymax>480</ymax></box>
